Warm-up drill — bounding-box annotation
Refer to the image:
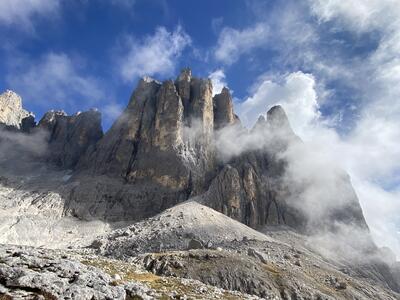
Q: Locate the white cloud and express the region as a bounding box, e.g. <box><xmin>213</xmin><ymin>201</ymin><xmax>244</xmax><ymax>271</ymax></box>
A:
<box><xmin>214</xmin><ymin>23</ymin><xmax>269</xmax><ymax>64</ymax></box>
<box><xmin>236</xmin><ymin>72</ymin><xmax>320</xmax><ymax>135</ymax></box>
<box><xmin>0</xmin><ymin>0</ymin><xmax>60</xmax><ymax>30</ymax></box>
<box><xmin>304</xmin><ymin>0</ymin><xmax>400</xmax><ymax>257</ymax></box>
<box><xmin>354</xmin><ymin>179</ymin><xmax>400</xmax><ymax>258</ymax></box>
<box><xmin>233</xmin><ymin>69</ymin><xmax>400</xmax><ymax>258</ymax></box>
<box><xmin>308</xmin><ymin>0</ymin><xmax>400</xmax><ymax>105</ymax></box>
<box><xmin>6</xmin><ymin>52</ymin><xmax>104</xmax><ymax>110</ymax></box>
<box><xmin>119</xmin><ymin>26</ymin><xmax>191</xmax><ymax>82</ymax></box>
<box><xmin>309</xmin><ymin>0</ymin><xmax>400</xmax><ymax>32</ymax></box>
<box><xmin>209</xmin><ymin>69</ymin><xmax>228</xmax><ymax>96</ymax></box>
<box><xmin>101</xmin><ymin>102</ymin><xmax>124</xmax><ymax>126</ymax></box>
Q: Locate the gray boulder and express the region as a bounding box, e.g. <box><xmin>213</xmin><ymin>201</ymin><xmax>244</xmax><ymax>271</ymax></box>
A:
<box><xmin>188</xmin><ymin>239</ymin><xmax>204</xmax><ymax>250</ymax></box>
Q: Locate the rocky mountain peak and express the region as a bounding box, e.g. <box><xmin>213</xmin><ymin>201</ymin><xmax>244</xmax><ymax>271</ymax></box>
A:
<box><xmin>266</xmin><ymin>105</ymin><xmax>291</xmax><ymax>129</ymax></box>
<box><xmin>79</xmin><ymin>70</ymin><xmax>217</xmax><ymax>198</ymax></box>
<box><xmin>177</xmin><ymin>67</ymin><xmax>192</xmax><ymax>82</ymax></box>
<box><xmin>0</xmin><ymin>90</ymin><xmax>33</xmax><ymax>129</ymax></box>
<box><xmin>253</xmin><ymin>114</ymin><xmax>266</xmax><ymax>128</ymax></box>
<box><xmin>1</xmin><ymin>90</ymin><xmax>23</xmax><ymax>109</ymax></box>
<box><xmin>38</xmin><ymin>110</ymin><xmax>68</xmax><ymax>129</ymax></box>
<box><xmin>39</xmin><ymin>109</ymin><xmax>103</xmax><ymax>169</ymax></box>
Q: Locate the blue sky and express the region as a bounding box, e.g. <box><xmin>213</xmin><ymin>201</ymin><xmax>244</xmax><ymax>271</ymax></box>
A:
<box><xmin>0</xmin><ymin>0</ymin><xmax>370</xmax><ymax>129</ymax></box>
<box><xmin>1</xmin><ymin>0</ymin><xmax>399</xmax><ymax>256</ymax></box>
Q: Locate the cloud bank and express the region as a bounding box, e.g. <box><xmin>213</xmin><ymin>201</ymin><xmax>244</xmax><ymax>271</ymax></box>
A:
<box><xmin>119</xmin><ymin>26</ymin><xmax>191</xmax><ymax>82</ymax></box>
<box><xmin>236</xmin><ymin>72</ymin><xmax>321</xmax><ymax>135</ymax></box>
<box><xmin>0</xmin><ymin>0</ymin><xmax>60</xmax><ymax>31</ymax></box>
<box><xmin>232</xmin><ymin>69</ymin><xmax>400</xmax><ymax>258</ymax></box>
<box><xmin>209</xmin><ymin>69</ymin><xmax>228</xmax><ymax>96</ymax></box>
<box><xmin>209</xmin><ymin>0</ymin><xmax>400</xmax><ymax>258</ymax></box>
<box><xmin>6</xmin><ymin>52</ymin><xmax>104</xmax><ymax>111</ymax></box>
<box><xmin>214</xmin><ymin>23</ymin><xmax>269</xmax><ymax>65</ymax></box>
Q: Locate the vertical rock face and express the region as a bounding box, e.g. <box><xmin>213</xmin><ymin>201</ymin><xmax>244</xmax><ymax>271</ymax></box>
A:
<box><xmin>176</xmin><ymin>68</ymin><xmax>191</xmax><ymax>118</ymax></box>
<box><xmin>38</xmin><ymin>110</ymin><xmax>103</xmax><ymax>169</ymax></box>
<box><xmin>203</xmin><ymin>105</ymin><xmax>301</xmax><ymax>228</ymax></box>
<box><xmin>72</xmin><ymin>72</ymin><xmax>219</xmax><ymax>220</ymax></box>
<box><xmin>204</xmin><ymin>143</ymin><xmax>303</xmax><ymax>230</ymax></box>
<box><xmin>187</xmin><ymin>77</ymin><xmax>214</xmax><ymax>146</ymax></box>
<box><xmin>21</xmin><ymin>115</ymin><xmax>36</xmax><ymax>133</ymax></box>
<box><xmin>152</xmin><ymin>80</ymin><xmax>184</xmax><ymax>150</ymax></box>
<box><xmin>0</xmin><ymin>90</ymin><xmax>33</xmax><ymax>129</ymax></box>
<box><xmin>213</xmin><ymin>87</ymin><xmax>237</xmax><ymax>129</ymax></box>
<box><xmin>207</xmin><ymin>165</ymin><xmax>242</xmax><ymax>219</ymax></box>
<box><xmin>82</xmin><ymin>78</ymin><xmax>161</xmax><ymax>176</ymax></box>
<box><xmin>79</xmin><ymin>71</ymin><xmax>216</xmax><ymax>201</ymax></box>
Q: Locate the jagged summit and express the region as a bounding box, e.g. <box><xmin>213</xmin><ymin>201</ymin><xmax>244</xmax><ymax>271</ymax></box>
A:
<box><xmin>266</xmin><ymin>105</ymin><xmax>290</xmax><ymax>128</ymax></box>
<box><xmin>177</xmin><ymin>67</ymin><xmax>191</xmax><ymax>81</ymax></box>
<box><xmin>1</xmin><ymin>90</ymin><xmax>23</xmax><ymax>108</ymax></box>
<box><xmin>0</xmin><ymin>90</ymin><xmax>33</xmax><ymax>129</ymax></box>
<box><xmin>39</xmin><ymin>109</ymin><xmax>103</xmax><ymax>169</ymax></box>
<box><xmin>0</xmin><ymin>92</ymin><xmax>103</xmax><ymax>169</ymax></box>
<box><xmin>141</xmin><ymin>76</ymin><xmax>161</xmax><ymax>84</ymax></box>
<box><xmin>251</xmin><ymin>105</ymin><xmax>293</xmax><ymax>133</ymax></box>
<box><xmin>213</xmin><ymin>86</ymin><xmax>237</xmax><ymax>129</ymax></box>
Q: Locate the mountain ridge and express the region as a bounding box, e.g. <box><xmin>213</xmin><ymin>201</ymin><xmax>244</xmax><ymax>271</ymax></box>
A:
<box><xmin>0</xmin><ymin>70</ymin><xmax>399</xmax><ymax>299</ymax></box>
<box><xmin>0</xmin><ymin>70</ymin><xmax>371</xmax><ymax>231</ymax></box>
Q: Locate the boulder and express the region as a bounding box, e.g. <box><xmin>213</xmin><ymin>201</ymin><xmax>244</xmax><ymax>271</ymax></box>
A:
<box><xmin>188</xmin><ymin>239</ymin><xmax>204</xmax><ymax>250</ymax></box>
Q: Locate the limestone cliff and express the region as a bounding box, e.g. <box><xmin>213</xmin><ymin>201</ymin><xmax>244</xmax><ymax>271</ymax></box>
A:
<box><xmin>74</xmin><ymin>71</ymin><xmax>218</xmax><ymax>218</ymax></box>
<box><xmin>38</xmin><ymin>109</ymin><xmax>103</xmax><ymax>169</ymax></box>
<box><xmin>0</xmin><ymin>90</ymin><xmax>33</xmax><ymax>129</ymax></box>
<box><xmin>0</xmin><ymin>91</ymin><xmax>103</xmax><ymax>170</ymax></box>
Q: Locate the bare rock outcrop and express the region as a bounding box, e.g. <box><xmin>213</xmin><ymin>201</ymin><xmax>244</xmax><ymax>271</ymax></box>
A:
<box><xmin>0</xmin><ymin>90</ymin><xmax>33</xmax><ymax>129</ymax></box>
<box><xmin>73</xmin><ymin>71</ymin><xmax>218</xmax><ymax>219</ymax></box>
<box><xmin>0</xmin><ymin>245</ymin><xmax>126</xmax><ymax>299</ymax></box>
<box><xmin>213</xmin><ymin>87</ymin><xmax>238</xmax><ymax>129</ymax></box>
<box><xmin>38</xmin><ymin>109</ymin><xmax>103</xmax><ymax>169</ymax></box>
<box><xmin>203</xmin><ymin>105</ymin><xmax>305</xmax><ymax>230</ymax></box>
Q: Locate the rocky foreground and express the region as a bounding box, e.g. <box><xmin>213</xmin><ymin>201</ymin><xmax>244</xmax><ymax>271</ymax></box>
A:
<box><xmin>0</xmin><ymin>196</ymin><xmax>398</xmax><ymax>299</ymax></box>
<box><xmin>0</xmin><ymin>212</ymin><xmax>398</xmax><ymax>299</ymax></box>
<box><xmin>0</xmin><ymin>244</ymin><xmax>265</xmax><ymax>300</ymax></box>
<box><xmin>0</xmin><ymin>70</ymin><xmax>399</xmax><ymax>299</ymax></box>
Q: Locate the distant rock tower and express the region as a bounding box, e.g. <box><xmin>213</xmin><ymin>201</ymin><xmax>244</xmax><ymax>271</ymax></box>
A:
<box><xmin>0</xmin><ymin>90</ymin><xmax>34</xmax><ymax>129</ymax></box>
